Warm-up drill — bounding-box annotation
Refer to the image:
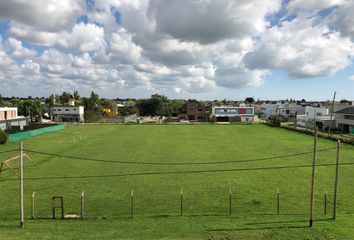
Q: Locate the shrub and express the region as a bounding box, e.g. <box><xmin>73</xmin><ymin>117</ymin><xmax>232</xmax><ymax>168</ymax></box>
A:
<box><xmin>0</xmin><ymin>130</ymin><xmax>8</xmax><ymax>144</ymax></box>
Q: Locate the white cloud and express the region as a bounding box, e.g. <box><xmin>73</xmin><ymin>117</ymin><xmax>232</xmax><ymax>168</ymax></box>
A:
<box><xmin>244</xmin><ymin>17</ymin><xmax>353</xmax><ymax>78</ymax></box>
<box><xmin>349</xmin><ymin>75</ymin><xmax>354</xmax><ymax>81</ymax></box>
<box><xmin>330</xmin><ymin>1</ymin><xmax>354</xmax><ymax>40</ymax></box>
<box><xmin>0</xmin><ymin>0</ymin><xmax>354</xmax><ymax>98</ymax></box>
<box><xmin>58</xmin><ymin>22</ymin><xmax>106</xmax><ymax>52</ymax></box>
<box><xmin>0</xmin><ymin>0</ymin><xmax>85</xmax><ymax>31</ymax></box>
<box><xmin>8</xmin><ymin>37</ymin><xmax>37</xmax><ymax>58</ymax></box>
<box><xmin>148</xmin><ymin>0</ymin><xmax>281</xmax><ymax>44</ymax></box>
<box><xmin>287</xmin><ymin>0</ymin><xmax>345</xmax><ymax>12</ymax></box>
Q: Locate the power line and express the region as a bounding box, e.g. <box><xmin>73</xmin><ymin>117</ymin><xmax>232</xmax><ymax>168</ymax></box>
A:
<box><xmin>25</xmin><ymin>147</ymin><xmax>337</xmax><ymax>165</ymax></box>
<box><xmin>0</xmin><ymin>149</ymin><xmax>18</xmax><ymax>154</ymax></box>
<box><xmin>0</xmin><ymin>160</ymin><xmax>353</xmax><ymax>183</ymax></box>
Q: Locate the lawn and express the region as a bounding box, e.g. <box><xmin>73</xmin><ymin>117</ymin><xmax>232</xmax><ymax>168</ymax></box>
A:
<box><xmin>0</xmin><ymin>124</ymin><xmax>353</xmax><ymax>239</ymax></box>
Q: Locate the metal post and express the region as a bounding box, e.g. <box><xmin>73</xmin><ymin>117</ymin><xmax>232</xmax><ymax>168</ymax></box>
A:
<box><xmin>229</xmin><ymin>188</ymin><xmax>232</xmax><ymax>216</ymax></box>
<box><xmin>20</xmin><ymin>142</ymin><xmax>24</xmax><ymax>227</ymax></box>
<box><xmin>180</xmin><ymin>190</ymin><xmax>183</xmax><ymax>216</ymax></box>
<box><xmin>309</xmin><ymin>127</ymin><xmax>318</xmax><ymax>227</ymax></box>
<box><xmin>31</xmin><ymin>192</ymin><xmax>36</xmax><ymax>219</ymax></box>
<box><xmin>277</xmin><ymin>188</ymin><xmax>280</xmax><ymax>215</ymax></box>
<box><xmin>81</xmin><ymin>191</ymin><xmax>85</xmax><ymax>220</ymax></box>
<box><xmin>333</xmin><ymin>140</ymin><xmax>340</xmax><ymax>219</ymax></box>
<box><xmin>131</xmin><ymin>190</ymin><xmax>134</xmax><ymax>219</ymax></box>
<box><xmin>324</xmin><ymin>190</ymin><xmax>327</xmax><ymax>215</ymax></box>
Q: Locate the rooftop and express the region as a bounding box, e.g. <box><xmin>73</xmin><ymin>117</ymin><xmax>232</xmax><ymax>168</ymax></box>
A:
<box><xmin>335</xmin><ymin>107</ymin><xmax>354</xmax><ymax>115</ymax></box>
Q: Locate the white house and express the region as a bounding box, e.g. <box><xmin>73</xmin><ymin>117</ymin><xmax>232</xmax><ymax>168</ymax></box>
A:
<box><xmin>335</xmin><ymin>107</ymin><xmax>354</xmax><ymax>134</ymax></box>
<box><xmin>211</xmin><ymin>106</ymin><xmax>254</xmax><ymax>122</ymax></box>
<box><xmin>49</xmin><ymin>106</ymin><xmax>84</xmax><ymax>122</ymax></box>
<box><xmin>258</xmin><ymin>103</ymin><xmax>278</xmax><ymax>119</ymax></box>
<box><xmin>296</xmin><ymin>106</ymin><xmax>335</xmax><ymax>130</ymax></box>
<box><xmin>0</xmin><ymin>107</ymin><xmax>29</xmax><ymax>131</ymax></box>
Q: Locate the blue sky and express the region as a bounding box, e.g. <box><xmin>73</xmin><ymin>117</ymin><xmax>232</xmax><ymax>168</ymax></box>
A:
<box><xmin>0</xmin><ymin>0</ymin><xmax>353</xmax><ymax>100</ymax></box>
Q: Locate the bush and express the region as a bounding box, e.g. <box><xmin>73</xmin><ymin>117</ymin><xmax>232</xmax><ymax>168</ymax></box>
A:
<box><xmin>0</xmin><ymin>130</ymin><xmax>8</xmax><ymax>144</ymax></box>
<box><xmin>266</xmin><ymin>118</ymin><xmax>281</xmax><ymax>127</ymax></box>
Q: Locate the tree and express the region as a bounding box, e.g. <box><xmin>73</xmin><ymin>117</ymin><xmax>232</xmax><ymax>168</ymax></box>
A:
<box><xmin>59</xmin><ymin>92</ymin><xmax>72</xmax><ymax>104</ymax></box>
<box><xmin>82</xmin><ymin>91</ymin><xmax>102</xmax><ymax>122</ymax></box>
<box><xmin>73</xmin><ymin>90</ymin><xmax>80</xmax><ymax>100</ymax></box>
<box><xmin>18</xmin><ymin>99</ymin><xmax>44</xmax><ymax>122</ymax></box>
<box><xmin>245</xmin><ymin>97</ymin><xmax>255</xmax><ymax>104</ymax></box>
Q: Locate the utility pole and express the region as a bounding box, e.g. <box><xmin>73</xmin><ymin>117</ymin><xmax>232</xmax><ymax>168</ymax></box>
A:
<box><xmin>20</xmin><ymin>142</ymin><xmax>24</xmax><ymax>227</ymax></box>
<box><xmin>333</xmin><ymin>140</ymin><xmax>340</xmax><ymax>219</ymax></box>
<box><xmin>328</xmin><ymin>92</ymin><xmax>336</xmax><ymax>136</ymax></box>
<box><xmin>309</xmin><ymin>127</ymin><xmax>318</xmax><ymax>227</ymax></box>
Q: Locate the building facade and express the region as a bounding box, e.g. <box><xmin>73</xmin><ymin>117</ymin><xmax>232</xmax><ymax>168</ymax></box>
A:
<box><xmin>296</xmin><ymin>106</ymin><xmax>335</xmax><ymax>130</ymax></box>
<box><xmin>49</xmin><ymin>106</ymin><xmax>84</xmax><ymax>122</ymax></box>
<box><xmin>211</xmin><ymin>106</ymin><xmax>254</xmax><ymax>122</ymax></box>
<box><xmin>178</xmin><ymin>100</ymin><xmax>205</xmax><ymax>122</ymax></box>
<box><xmin>335</xmin><ymin>107</ymin><xmax>354</xmax><ymax>134</ymax></box>
<box><xmin>0</xmin><ymin>107</ymin><xmax>29</xmax><ymax>131</ymax></box>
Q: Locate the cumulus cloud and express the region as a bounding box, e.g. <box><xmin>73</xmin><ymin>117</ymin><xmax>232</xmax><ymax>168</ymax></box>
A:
<box><xmin>0</xmin><ymin>0</ymin><xmax>85</xmax><ymax>31</ymax></box>
<box><xmin>8</xmin><ymin>37</ymin><xmax>37</xmax><ymax>58</ymax></box>
<box><xmin>244</xmin><ymin>16</ymin><xmax>353</xmax><ymax>78</ymax></box>
<box><xmin>148</xmin><ymin>0</ymin><xmax>281</xmax><ymax>44</ymax></box>
<box><xmin>287</xmin><ymin>0</ymin><xmax>345</xmax><ymax>12</ymax></box>
<box><xmin>330</xmin><ymin>1</ymin><xmax>354</xmax><ymax>40</ymax></box>
<box><xmin>57</xmin><ymin>22</ymin><xmax>106</xmax><ymax>52</ymax></box>
<box><xmin>0</xmin><ymin>0</ymin><xmax>354</xmax><ymax>97</ymax></box>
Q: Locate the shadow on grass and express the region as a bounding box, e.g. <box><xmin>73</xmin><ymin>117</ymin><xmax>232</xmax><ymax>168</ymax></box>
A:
<box><xmin>208</xmin><ymin>218</ymin><xmax>333</xmax><ymax>232</ymax></box>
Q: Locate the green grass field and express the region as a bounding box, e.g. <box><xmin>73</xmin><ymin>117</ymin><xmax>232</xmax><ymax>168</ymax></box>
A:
<box><xmin>0</xmin><ymin>124</ymin><xmax>353</xmax><ymax>239</ymax></box>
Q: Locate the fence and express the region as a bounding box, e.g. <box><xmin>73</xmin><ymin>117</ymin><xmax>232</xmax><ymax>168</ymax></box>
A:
<box><xmin>8</xmin><ymin>124</ymin><xmax>65</xmax><ymax>142</ymax></box>
<box><xmin>18</xmin><ymin>188</ymin><xmax>351</xmax><ymax>221</ymax></box>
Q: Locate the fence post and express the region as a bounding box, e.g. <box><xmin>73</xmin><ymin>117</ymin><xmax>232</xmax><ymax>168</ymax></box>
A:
<box><xmin>80</xmin><ymin>191</ymin><xmax>85</xmax><ymax>220</ymax></box>
<box><xmin>229</xmin><ymin>188</ymin><xmax>232</xmax><ymax>216</ymax></box>
<box><xmin>31</xmin><ymin>192</ymin><xmax>36</xmax><ymax>219</ymax></box>
<box><xmin>333</xmin><ymin>140</ymin><xmax>340</xmax><ymax>220</ymax></box>
<box><xmin>309</xmin><ymin>126</ymin><xmax>318</xmax><ymax>227</ymax></box>
<box><xmin>131</xmin><ymin>190</ymin><xmax>134</xmax><ymax>219</ymax></box>
<box><xmin>324</xmin><ymin>190</ymin><xmax>327</xmax><ymax>215</ymax></box>
<box><xmin>277</xmin><ymin>188</ymin><xmax>280</xmax><ymax>215</ymax></box>
<box><xmin>19</xmin><ymin>142</ymin><xmax>24</xmax><ymax>227</ymax></box>
<box><xmin>180</xmin><ymin>190</ymin><xmax>183</xmax><ymax>216</ymax></box>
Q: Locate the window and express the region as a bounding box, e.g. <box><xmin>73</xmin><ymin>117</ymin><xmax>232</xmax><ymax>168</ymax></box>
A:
<box><xmin>57</xmin><ymin>109</ymin><xmax>61</xmax><ymax>111</ymax></box>
<box><xmin>65</xmin><ymin>109</ymin><xmax>69</xmax><ymax>111</ymax></box>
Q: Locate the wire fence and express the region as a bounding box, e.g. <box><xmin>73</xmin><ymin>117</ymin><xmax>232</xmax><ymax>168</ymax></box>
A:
<box><xmin>1</xmin><ymin>145</ymin><xmax>354</xmax><ymax>222</ymax></box>
<box><xmin>0</xmin><ymin>189</ymin><xmax>351</xmax><ymax>220</ymax></box>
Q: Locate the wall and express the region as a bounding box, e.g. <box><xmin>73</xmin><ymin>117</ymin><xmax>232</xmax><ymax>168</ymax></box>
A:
<box><xmin>9</xmin><ymin>124</ymin><xmax>65</xmax><ymax>142</ymax></box>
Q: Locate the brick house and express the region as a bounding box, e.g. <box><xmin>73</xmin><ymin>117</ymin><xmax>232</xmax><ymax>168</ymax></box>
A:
<box><xmin>177</xmin><ymin>100</ymin><xmax>205</xmax><ymax>122</ymax></box>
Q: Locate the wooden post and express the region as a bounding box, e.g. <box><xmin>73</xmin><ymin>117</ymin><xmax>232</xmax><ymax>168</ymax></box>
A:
<box><xmin>277</xmin><ymin>188</ymin><xmax>280</xmax><ymax>215</ymax></box>
<box><xmin>309</xmin><ymin>127</ymin><xmax>318</xmax><ymax>227</ymax></box>
<box><xmin>328</xmin><ymin>91</ymin><xmax>336</xmax><ymax>136</ymax></box>
<box><xmin>333</xmin><ymin>140</ymin><xmax>340</xmax><ymax>219</ymax></box>
<box><xmin>19</xmin><ymin>142</ymin><xmax>24</xmax><ymax>227</ymax></box>
<box><xmin>229</xmin><ymin>188</ymin><xmax>232</xmax><ymax>216</ymax></box>
<box><xmin>131</xmin><ymin>190</ymin><xmax>134</xmax><ymax>219</ymax></box>
<box><xmin>80</xmin><ymin>191</ymin><xmax>85</xmax><ymax>220</ymax></box>
<box><xmin>324</xmin><ymin>190</ymin><xmax>327</xmax><ymax>215</ymax></box>
<box><xmin>180</xmin><ymin>190</ymin><xmax>183</xmax><ymax>216</ymax></box>
<box><xmin>31</xmin><ymin>192</ymin><xmax>36</xmax><ymax>219</ymax></box>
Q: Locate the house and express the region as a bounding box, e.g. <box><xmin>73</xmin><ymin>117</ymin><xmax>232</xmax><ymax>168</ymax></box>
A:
<box><xmin>117</xmin><ymin>103</ymin><xmax>135</xmax><ymax>116</ymax></box>
<box><xmin>274</xmin><ymin>103</ymin><xmax>305</xmax><ymax>122</ymax></box>
<box><xmin>296</xmin><ymin>106</ymin><xmax>335</xmax><ymax>130</ymax></box>
<box><xmin>178</xmin><ymin>100</ymin><xmax>205</xmax><ymax>122</ymax></box>
<box><xmin>0</xmin><ymin>107</ymin><xmax>29</xmax><ymax>131</ymax></box>
<box><xmin>49</xmin><ymin>105</ymin><xmax>84</xmax><ymax>122</ymax></box>
<box><xmin>335</xmin><ymin>107</ymin><xmax>354</xmax><ymax>134</ymax></box>
<box><xmin>211</xmin><ymin>106</ymin><xmax>254</xmax><ymax>122</ymax></box>
<box><xmin>258</xmin><ymin>103</ymin><xmax>278</xmax><ymax>119</ymax></box>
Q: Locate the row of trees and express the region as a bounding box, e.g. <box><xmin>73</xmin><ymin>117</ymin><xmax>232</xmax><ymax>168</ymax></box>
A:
<box><xmin>1</xmin><ymin>91</ymin><xmax>266</xmax><ymax>122</ymax></box>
